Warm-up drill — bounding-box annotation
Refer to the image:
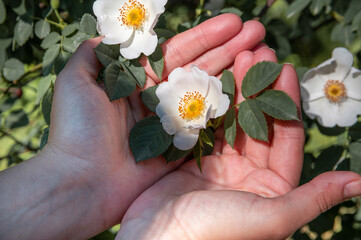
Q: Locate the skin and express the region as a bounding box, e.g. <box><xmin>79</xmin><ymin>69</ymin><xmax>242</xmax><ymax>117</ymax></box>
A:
<box><xmin>115</xmin><ymin>45</ymin><xmax>361</xmax><ymax>239</ymax></box>
<box><xmin>0</xmin><ymin>14</ymin><xmax>267</xmax><ymax>239</ymax></box>
<box><xmin>0</xmin><ymin>13</ymin><xmax>360</xmax><ymax>240</ymax></box>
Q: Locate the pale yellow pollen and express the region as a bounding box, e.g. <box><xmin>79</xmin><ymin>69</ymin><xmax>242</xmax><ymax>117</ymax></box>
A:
<box><xmin>118</xmin><ymin>0</ymin><xmax>148</xmax><ymax>30</ymax></box>
<box><xmin>179</xmin><ymin>91</ymin><xmax>206</xmax><ymax>121</ymax></box>
<box><xmin>323</xmin><ymin>80</ymin><xmax>347</xmax><ymax>103</ymax></box>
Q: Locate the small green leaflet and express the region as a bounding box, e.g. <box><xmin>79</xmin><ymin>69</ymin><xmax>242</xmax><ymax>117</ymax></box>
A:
<box><xmin>120</xmin><ymin>60</ymin><xmax>146</xmax><ymax>88</ymax></box>
<box><xmin>2</xmin><ymin>58</ymin><xmax>25</xmax><ymax>81</ymax></box>
<box><xmin>147</xmin><ymin>44</ymin><xmax>164</xmax><ymax>81</ymax></box>
<box><xmin>241</xmin><ymin>61</ymin><xmax>283</xmax><ymax>98</ymax></box>
<box><xmin>41</xmin><ymin>32</ymin><xmax>61</xmax><ymax>49</ymax></box>
<box><xmin>35</xmin><ymin>20</ymin><xmax>51</xmax><ymax>39</ymax></box>
<box><xmin>140</xmin><ymin>85</ymin><xmax>159</xmax><ymax>113</ymax></box>
<box><xmin>224</xmin><ymin>108</ymin><xmax>237</xmax><ymax>148</ymax></box>
<box><xmin>193</xmin><ymin>140</ymin><xmax>203</xmax><ymax>173</ymax></box>
<box><xmin>163</xmin><ymin>144</ymin><xmax>191</xmax><ymax>163</ymax></box>
<box><xmin>94</xmin><ymin>42</ymin><xmax>120</xmax><ymax>67</ymax></box>
<box><xmin>80</xmin><ymin>13</ymin><xmax>97</xmax><ymax>36</ymax></box>
<box><xmin>238</xmin><ymin>99</ymin><xmax>268</xmax><ymax>142</ymax></box>
<box><xmin>129</xmin><ymin>116</ymin><xmax>173</xmax><ymax>163</ymax></box>
<box><xmin>14</xmin><ymin>19</ymin><xmax>33</xmax><ymax>46</ymax></box>
<box><xmin>255</xmin><ymin>90</ymin><xmax>299</xmax><ymax>121</ymax></box>
<box><xmin>220</xmin><ymin>69</ymin><xmax>235</xmax><ymax>105</ymax></box>
<box><xmin>104</xmin><ymin>62</ymin><xmax>137</xmax><ymax>101</ymax></box>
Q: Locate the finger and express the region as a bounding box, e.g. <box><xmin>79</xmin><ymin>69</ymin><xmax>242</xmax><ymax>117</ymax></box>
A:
<box><xmin>269</xmin><ymin>64</ymin><xmax>305</xmax><ymax>188</ymax></box>
<box><xmin>276</xmin><ymin>171</ymin><xmax>361</xmax><ymax>238</ymax></box>
<box><xmin>141</xmin><ymin>13</ymin><xmax>243</xmax><ymax>81</ymax></box>
<box><xmin>58</xmin><ymin>37</ymin><xmax>103</xmax><ymax>86</ymax></box>
<box><xmin>183</xmin><ymin>20</ymin><xmax>266</xmax><ymax>77</ymax></box>
<box><xmin>252</xmin><ymin>42</ymin><xmax>269</xmax><ymax>52</ymax></box>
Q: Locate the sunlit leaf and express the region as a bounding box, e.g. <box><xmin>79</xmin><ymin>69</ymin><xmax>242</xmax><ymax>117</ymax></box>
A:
<box><xmin>238</xmin><ymin>99</ymin><xmax>268</xmax><ymax>142</ymax></box>
<box><xmin>241</xmin><ymin>61</ymin><xmax>283</xmax><ymax>99</ymax></box>
<box><xmin>220</xmin><ymin>70</ymin><xmax>235</xmax><ymax>105</ymax></box>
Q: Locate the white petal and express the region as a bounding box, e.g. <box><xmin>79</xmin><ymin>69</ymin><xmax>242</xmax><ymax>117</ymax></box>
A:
<box><xmin>303</xmin><ymin>98</ymin><xmax>339</xmax><ymax>127</ymax></box>
<box><xmin>97</xmin><ymin>16</ymin><xmax>133</xmax><ymax>44</ymax></box>
<box><xmin>300</xmin><ymin>73</ymin><xmax>326</xmax><ymax>102</ymax></box>
<box><xmin>168</xmin><ymin>67</ymin><xmax>209</xmax><ymax>98</ymax></box>
<box><xmin>344</xmin><ymin>67</ymin><xmax>361</xmax><ymax>100</ymax></box>
<box><xmin>156</xmin><ymin>81</ymin><xmax>179</xmax><ymax>117</ymax></box>
<box><xmin>173</xmin><ymin>129</ymin><xmax>199</xmax><ymax>151</ymax></box>
<box><xmin>335</xmin><ymin>98</ymin><xmax>361</xmax><ymax>127</ymax></box>
<box><xmin>159</xmin><ymin>114</ymin><xmax>178</xmax><ymax>135</ymax></box>
<box><xmin>150</xmin><ymin>0</ymin><xmax>167</xmax><ymax>14</ymax></box>
<box><xmin>120</xmin><ymin>30</ymin><xmax>158</xmax><ymax>59</ymax></box>
<box><xmin>93</xmin><ymin>0</ymin><xmax>124</xmax><ymax>18</ymax></box>
<box><xmin>214</xmin><ymin>94</ymin><xmax>230</xmax><ymax>118</ymax></box>
<box><xmin>332</xmin><ymin>47</ymin><xmax>354</xmax><ymax>73</ymax></box>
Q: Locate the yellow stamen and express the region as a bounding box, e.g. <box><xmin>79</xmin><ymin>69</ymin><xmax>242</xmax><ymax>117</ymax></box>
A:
<box><xmin>118</xmin><ymin>0</ymin><xmax>148</xmax><ymax>30</ymax></box>
<box><xmin>179</xmin><ymin>91</ymin><xmax>206</xmax><ymax>121</ymax></box>
<box><xmin>323</xmin><ymin>80</ymin><xmax>347</xmax><ymax>103</ymax></box>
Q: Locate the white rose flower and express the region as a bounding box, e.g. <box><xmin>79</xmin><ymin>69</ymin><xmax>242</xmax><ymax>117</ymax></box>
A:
<box><xmin>301</xmin><ymin>47</ymin><xmax>361</xmax><ymax>127</ymax></box>
<box><xmin>156</xmin><ymin>66</ymin><xmax>230</xmax><ymax>150</ymax></box>
<box><xmin>93</xmin><ymin>0</ymin><xmax>167</xmax><ymax>59</ymax></box>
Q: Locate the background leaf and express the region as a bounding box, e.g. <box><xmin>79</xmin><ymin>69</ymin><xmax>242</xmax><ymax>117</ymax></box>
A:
<box><xmin>241</xmin><ymin>61</ymin><xmax>283</xmax><ymax>98</ymax></box>
<box><xmin>238</xmin><ymin>99</ymin><xmax>268</xmax><ymax>142</ymax></box>
<box><xmin>80</xmin><ymin>13</ymin><xmax>97</xmax><ymax>36</ymax></box>
<box><xmin>41</xmin><ymin>32</ymin><xmax>61</xmax><ymax>49</ymax></box>
<box><xmin>129</xmin><ymin>116</ymin><xmax>173</xmax><ymax>162</ymax></box>
<box><xmin>5</xmin><ymin>109</ymin><xmax>29</xmax><ymax>129</ymax></box>
<box><xmin>286</xmin><ymin>0</ymin><xmax>311</xmax><ymax>19</ymax></box>
<box><xmin>0</xmin><ymin>0</ymin><xmax>6</xmax><ymax>24</ymax></box>
<box><xmin>14</xmin><ymin>19</ymin><xmax>33</xmax><ymax>46</ymax></box>
<box><xmin>35</xmin><ymin>19</ymin><xmax>50</xmax><ymax>39</ymax></box>
<box><xmin>2</xmin><ymin>58</ymin><xmax>25</xmax><ymax>81</ymax></box>
<box><xmin>255</xmin><ymin>89</ymin><xmax>298</xmax><ymax>121</ymax></box>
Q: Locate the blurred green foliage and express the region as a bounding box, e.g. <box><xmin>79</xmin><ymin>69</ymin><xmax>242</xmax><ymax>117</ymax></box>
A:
<box><xmin>1</xmin><ymin>0</ymin><xmax>361</xmax><ymax>239</ymax></box>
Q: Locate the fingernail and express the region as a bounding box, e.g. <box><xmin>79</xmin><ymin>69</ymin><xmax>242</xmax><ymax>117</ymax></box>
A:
<box><xmin>343</xmin><ymin>180</ymin><xmax>361</xmax><ymax>199</ymax></box>
<box><xmin>283</xmin><ymin>62</ymin><xmax>295</xmax><ymax>67</ymax></box>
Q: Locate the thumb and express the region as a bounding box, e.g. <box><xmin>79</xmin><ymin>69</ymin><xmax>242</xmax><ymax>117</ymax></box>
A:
<box><xmin>277</xmin><ymin>171</ymin><xmax>361</xmax><ymax>236</ymax></box>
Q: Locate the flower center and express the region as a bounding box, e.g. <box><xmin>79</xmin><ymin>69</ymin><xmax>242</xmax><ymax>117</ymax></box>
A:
<box><xmin>118</xmin><ymin>0</ymin><xmax>148</xmax><ymax>30</ymax></box>
<box><xmin>323</xmin><ymin>80</ymin><xmax>347</xmax><ymax>103</ymax></box>
<box><xmin>178</xmin><ymin>91</ymin><xmax>206</xmax><ymax>121</ymax></box>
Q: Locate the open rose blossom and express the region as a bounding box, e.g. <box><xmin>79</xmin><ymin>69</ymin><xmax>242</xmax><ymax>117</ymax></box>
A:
<box><xmin>156</xmin><ymin>66</ymin><xmax>230</xmax><ymax>150</ymax></box>
<box><xmin>93</xmin><ymin>0</ymin><xmax>167</xmax><ymax>59</ymax></box>
<box><xmin>300</xmin><ymin>47</ymin><xmax>361</xmax><ymax>127</ymax></box>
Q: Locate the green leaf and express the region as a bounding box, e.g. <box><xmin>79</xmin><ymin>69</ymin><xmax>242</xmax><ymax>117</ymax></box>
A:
<box><xmin>35</xmin><ymin>20</ymin><xmax>50</xmax><ymax>39</ymax></box>
<box><xmin>36</xmin><ymin>74</ymin><xmax>56</xmax><ymax>104</ymax></box>
<box><xmin>350</xmin><ymin>122</ymin><xmax>361</xmax><ymax>141</ymax></box>
<box><xmin>62</xmin><ymin>37</ymin><xmax>77</xmax><ymax>53</ymax></box>
<box><xmin>14</xmin><ymin>19</ymin><xmax>33</xmax><ymax>46</ymax></box>
<box><xmin>41</xmin><ymin>32</ymin><xmax>61</xmax><ymax>49</ymax></box>
<box><xmin>309</xmin><ymin>0</ymin><xmax>330</xmax><ymax>16</ymax></box>
<box><xmin>295</xmin><ymin>66</ymin><xmax>309</xmax><ymax>81</ymax></box>
<box><xmin>0</xmin><ymin>0</ymin><xmax>6</xmax><ymax>24</ymax></box>
<box><xmin>71</xmin><ymin>32</ymin><xmax>91</xmax><ymax>49</ymax></box>
<box><xmin>220</xmin><ymin>69</ymin><xmax>235</xmax><ymax>105</ymax></box>
<box><xmin>5</xmin><ymin>109</ymin><xmax>29</xmax><ymax>129</ymax></box>
<box><xmin>62</xmin><ymin>23</ymin><xmax>79</xmax><ymax>37</ymax></box>
<box><xmin>140</xmin><ymin>85</ymin><xmax>159</xmax><ymax>113</ymax></box>
<box><xmin>2</xmin><ymin>58</ymin><xmax>25</xmax><ymax>81</ymax></box>
<box><xmin>120</xmin><ymin>60</ymin><xmax>147</xmax><ymax>88</ymax></box>
<box><xmin>193</xmin><ymin>140</ymin><xmax>202</xmax><ymax>173</ymax></box>
<box><xmin>42</xmin><ymin>44</ymin><xmax>60</xmax><ymax>75</ymax></box>
<box><xmin>220</xmin><ymin>7</ymin><xmax>243</xmax><ymax>17</ymax></box>
<box><xmin>285</xmin><ymin>0</ymin><xmax>311</xmax><ymax>19</ymax></box>
<box><xmin>201</xmin><ymin>128</ymin><xmax>215</xmax><ymax>156</ymax></box>
<box><xmin>331</xmin><ymin>23</ymin><xmax>355</xmax><ymax>46</ymax></box>
<box><xmin>238</xmin><ymin>99</ymin><xmax>268</xmax><ymax>142</ymax></box>
<box><xmin>154</xmin><ymin>28</ymin><xmax>176</xmax><ymax>38</ymax></box>
<box><xmin>94</xmin><ymin>42</ymin><xmax>120</xmax><ymax>67</ymax></box>
<box><xmin>40</xmin><ymin>127</ymin><xmax>50</xmax><ymax>150</ymax></box>
<box><xmin>224</xmin><ymin>108</ymin><xmax>237</xmax><ymax>148</ymax></box>
<box><xmin>0</xmin><ymin>97</ymin><xmax>17</xmax><ymax>113</ymax></box>
<box><xmin>241</xmin><ymin>61</ymin><xmax>283</xmax><ymax>99</ymax></box>
<box><xmin>104</xmin><ymin>62</ymin><xmax>137</xmax><ymax>100</ymax></box>
<box><xmin>163</xmin><ymin>144</ymin><xmax>191</xmax><ymax>163</ymax></box>
<box><xmin>349</xmin><ymin>142</ymin><xmax>361</xmax><ymax>173</ymax></box>
<box><xmin>147</xmin><ymin>44</ymin><xmax>164</xmax><ymax>81</ymax></box>
<box><xmin>314</xmin><ymin>146</ymin><xmax>344</xmax><ymax>175</ymax></box>
<box><xmin>80</xmin><ymin>13</ymin><xmax>97</xmax><ymax>36</ymax></box>
<box><xmin>255</xmin><ymin>90</ymin><xmax>298</xmax><ymax>121</ymax></box>
<box><xmin>54</xmin><ymin>50</ymin><xmax>71</xmax><ymax>75</ymax></box>
<box><xmin>129</xmin><ymin>116</ymin><xmax>173</xmax><ymax>162</ymax></box>
<box><xmin>42</xmin><ymin>91</ymin><xmax>53</xmax><ymax>125</ymax></box>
